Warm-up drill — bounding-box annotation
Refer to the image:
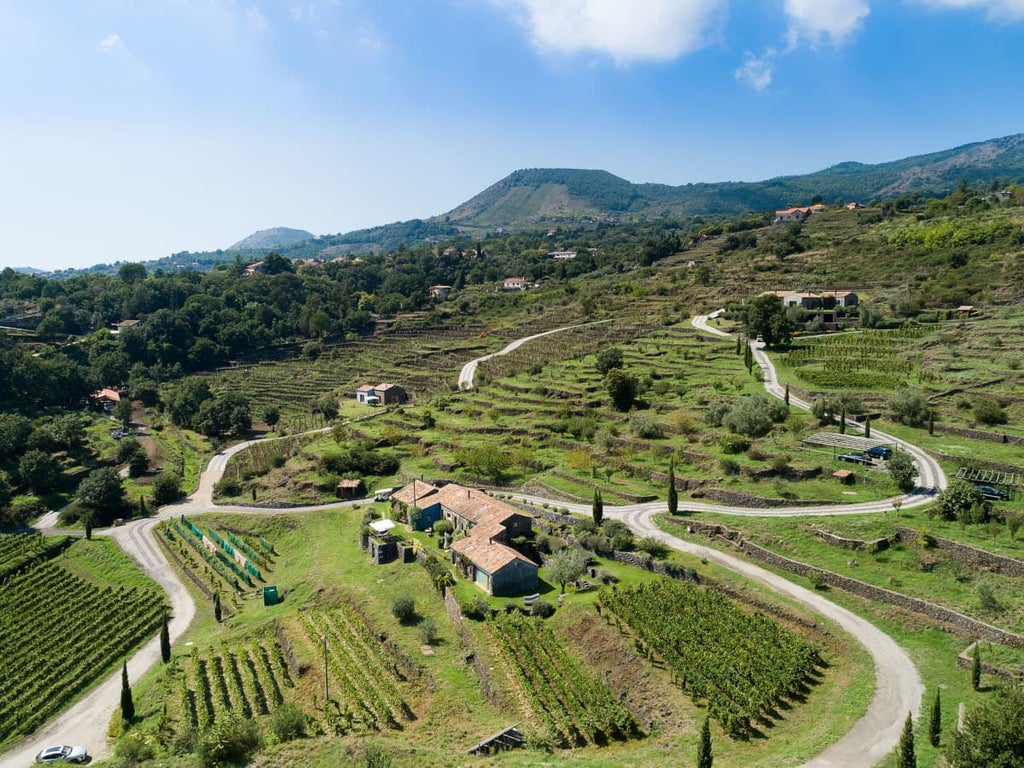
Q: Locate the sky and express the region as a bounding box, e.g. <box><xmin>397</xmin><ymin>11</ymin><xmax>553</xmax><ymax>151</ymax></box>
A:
<box><xmin>3</xmin><ymin>1</ymin><xmax>1024</xmax><ymax>271</ymax></box>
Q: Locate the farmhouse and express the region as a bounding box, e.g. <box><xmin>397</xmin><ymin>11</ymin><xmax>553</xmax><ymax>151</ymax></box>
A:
<box><xmin>89</xmin><ymin>387</ymin><xmax>122</xmax><ymax>411</ymax></box>
<box><xmin>391</xmin><ymin>481</ymin><xmax>538</xmax><ymax>596</ymax></box>
<box><xmin>110</xmin><ymin>319</ymin><xmax>142</xmax><ymax>334</ymax></box>
<box><xmin>502</xmin><ymin>277</ymin><xmax>527</xmax><ymax>291</ymax></box>
<box><xmin>774</xmin><ymin>207</ymin><xmax>812</xmax><ymax>223</ymax></box>
<box><xmin>355</xmin><ymin>382</ymin><xmax>408</xmax><ymax>405</ymax></box>
<box><xmin>429</xmin><ymin>284</ymin><xmax>452</xmax><ymax>299</ymax></box>
<box><xmin>549</xmin><ymin>251</ymin><xmax>576</xmax><ymax>259</ymax></box>
<box><xmin>760</xmin><ymin>290</ymin><xmax>859</xmax><ymax>310</ymax></box>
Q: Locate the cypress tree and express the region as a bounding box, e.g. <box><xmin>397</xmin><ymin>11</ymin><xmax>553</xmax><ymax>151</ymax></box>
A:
<box><xmin>592</xmin><ymin>489</ymin><xmax>603</xmax><ymax>526</ymax></box>
<box><xmin>865</xmin><ymin>416</ymin><xmax>871</xmax><ymax>439</ymax></box>
<box><xmin>928</xmin><ymin>688</ymin><xmax>941</xmax><ymax>747</ymax></box>
<box><xmin>214</xmin><ymin>592</ymin><xmax>222</xmax><ymax>623</ymax></box>
<box><xmin>839</xmin><ymin>407</ymin><xmax>847</xmax><ymax>435</ymax></box>
<box><xmin>667</xmin><ymin>460</ymin><xmax>679</xmax><ymax>516</ymax></box>
<box><xmin>121</xmin><ymin>662</ymin><xmax>135</xmax><ymax>725</ymax></box>
<box><xmin>897</xmin><ymin>712</ymin><xmax>916</xmax><ymax>768</ymax></box>
<box><xmin>735</xmin><ymin>336</ymin><xmax>741</xmax><ymax>355</ymax></box>
<box><xmin>971</xmin><ymin>643</ymin><xmax>981</xmax><ymax>691</ymax></box>
<box><xmin>160</xmin><ymin>615</ymin><xmax>171</xmax><ymax>664</ymax></box>
<box><xmin>784</xmin><ymin>382</ymin><xmax>790</xmax><ymax>406</ymax></box>
<box><xmin>928</xmin><ymin>411</ymin><xmax>934</xmax><ymax>436</ymax></box>
<box><xmin>84</xmin><ymin>512</ymin><xmax>93</xmax><ymax>541</ymax></box>
<box><xmin>697</xmin><ymin>715</ymin><xmax>713</xmax><ymax>768</ymax></box>
<box><xmin>139</xmin><ymin>496</ymin><xmax>147</xmax><ymax>517</ymax></box>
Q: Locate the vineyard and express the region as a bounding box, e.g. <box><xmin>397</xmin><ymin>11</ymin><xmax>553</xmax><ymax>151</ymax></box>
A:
<box><xmin>178</xmin><ymin>638</ymin><xmax>294</xmax><ymax>730</ymax></box>
<box><xmin>297</xmin><ymin>606</ymin><xmax>414</xmax><ymax>732</ymax></box>
<box><xmin>158</xmin><ymin>517</ymin><xmax>276</xmax><ymax>602</ymax></box>
<box><xmin>0</xmin><ymin>547</ymin><xmax>166</xmax><ymax>745</ymax></box>
<box><xmin>782</xmin><ymin>327</ymin><xmax>932</xmax><ymax>391</ymax></box>
<box><xmin>487</xmin><ymin>611</ymin><xmax>640</xmax><ymax>747</ymax></box>
<box><xmin>599</xmin><ymin>580</ymin><xmax>822</xmax><ymax>737</ymax></box>
<box><xmin>0</xmin><ymin>532</ymin><xmax>72</xmax><ymax>581</ymax></box>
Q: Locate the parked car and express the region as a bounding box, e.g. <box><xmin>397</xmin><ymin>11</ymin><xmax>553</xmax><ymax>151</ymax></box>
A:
<box><xmin>838</xmin><ymin>452</ymin><xmax>873</xmax><ymax>465</ymax></box>
<box><xmin>34</xmin><ymin>745</ymin><xmax>89</xmax><ymax>764</ymax></box>
<box><xmin>373</xmin><ymin>487</ymin><xmax>396</xmax><ymax>502</ymax></box>
<box><xmin>865</xmin><ymin>445</ymin><xmax>893</xmax><ymax>460</ymax></box>
<box><xmin>975</xmin><ymin>485</ymin><xmax>1010</xmax><ymax>501</ymax></box>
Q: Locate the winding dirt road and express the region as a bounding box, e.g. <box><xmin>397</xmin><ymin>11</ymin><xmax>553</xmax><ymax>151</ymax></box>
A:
<box><xmin>3</xmin><ymin>314</ymin><xmax>939</xmax><ymax>767</ymax></box>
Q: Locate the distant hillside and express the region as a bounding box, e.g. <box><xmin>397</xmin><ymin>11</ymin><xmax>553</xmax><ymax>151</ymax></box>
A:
<box><xmin>445</xmin><ymin>134</ymin><xmax>1024</xmax><ymax>229</ymax></box>
<box><xmin>229</xmin><ymin>227</ymin><xmax>314</xmax><ymax>251</ymax></box>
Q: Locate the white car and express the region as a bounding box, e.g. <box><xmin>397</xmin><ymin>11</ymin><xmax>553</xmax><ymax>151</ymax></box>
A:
<box><xmin>34</xmin><ymin>744</ymin><xmax>89</xmax><ymax>764</ymax></box>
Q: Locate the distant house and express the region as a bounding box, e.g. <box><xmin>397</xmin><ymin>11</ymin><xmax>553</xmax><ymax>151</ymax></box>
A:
<box><xmin>809</xmin><ymin>203</ymin><xmax>828</xmax><ymax>213</ymax></box>
<box><xmin>355</xmin><ymin>383</ymin><xmax>408</xmax><ymax>405</ymax></box>
<box><xmin>957</xmin><ymin>305</ymin><xmax>975</xmax><ymax>318</ymax></box>
<box><xmin>89</xmin><ymin>387</ymin><xmax>122</xmax><ymax>412</ymax></box>
<box><xmin>774</xmin><ymin>207</ymin><xmax>812</xmax><ymax>224</ymax></box>
<box><xmin>761</xmin><ymin>290</ymin><xmax>859</xmax><ymax>310</ymax></box>
<box><xmin>110</xmin><ymin>319</ymin><xmax>142</xmax><ymax>334</ymax></box>
<box><xmin>242</xmin><ymin>261</ymin><xmax>266</xmax><ymax>276</ymax></box>
<box><xmin>549</xmin><ymin>251</ymin><xmax>577</xmax><ymax>260</ymax></box>
<box><xmin>391</xmin><ymin>481</ymin><xmax>537</xmax><ymax>596</ymax></box>
<box><xmin>502</xmin><ymin>277</ymin><xmax>527</xmax><ymax>291</ymax></box>
<box><xmin>430</xmin><ymin>284</ymin><xmax>452</xmax><ymax>300</ymax></box>
<box><xmin>846</xmin><ymin>202</ymin><xmax>865</xmax><ymax>210</ymax></box>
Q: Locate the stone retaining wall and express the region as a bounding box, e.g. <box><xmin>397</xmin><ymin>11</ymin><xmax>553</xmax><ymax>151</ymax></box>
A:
<box><xmin>667</xmin><ymin>518</ymin><xmax>1024</xmax><ymax>648</ymax></box>
<box><xmin>933</xmin><ymin>423</ymin><xmax>1024</xmax><ymax>446</ymax></box>
<box><xmin>813</xmin><ymin>528</ymin><xmax>892</xmax><ymax>552</ymax></box>
<box><xmin>698</xmin><ymin>488</ymin><xmax>829</xmax><ymax>508</ymax></box>
<box><xmin>893</xmin><ymin>527</ymin><xmax>1024</xmax><ymax>577</ymax></box>
<box><xmin>443</xmin><ymin>589</ymin><xmax>502</xmax><ymax>709</ymax></box>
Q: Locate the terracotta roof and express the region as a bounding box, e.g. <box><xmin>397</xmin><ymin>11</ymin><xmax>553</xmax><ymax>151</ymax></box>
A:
<box><xmin>356</xmin><ymin>384</ymin><xmax>375</xmax><ymax>392</ymax></box>
<box><xmin>336</xmin><ymin>479</ymin><xmax>361</xmax><ymax>489</ymax></box>
<box><xmin>91</xmin><ymin>388</ymin><xmax>121</xmax><ymax>403</ymax></box>
<box><xmin>451</xmin><ymin>536</ymin><xmax>536</xmax><ymax>574</ymax></box>
<box><xmin>433</xmin><ymin>484</ymin><xmax>518</xmax><ymax>526</ymax></box>
<box><xmin>391</xmin><ymin>480</ymin><xmax>439</xmax><ymax>508</ymax></box>
<box><xmin>375</xmin><ymin>382</ymin><xmax>401</xmax><ymax>391</ymax></box>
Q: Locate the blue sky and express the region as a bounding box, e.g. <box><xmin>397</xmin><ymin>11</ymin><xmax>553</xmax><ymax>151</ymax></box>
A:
<box><xmin>2</xmin><ymin>0</ymin><xmax>1024</xmax><ymax>271</ymax></box>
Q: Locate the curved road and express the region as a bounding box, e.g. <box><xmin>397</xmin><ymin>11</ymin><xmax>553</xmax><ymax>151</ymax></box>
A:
<box><xmin>3</xmin><ymin>314</ymin><xmax>941</xmax><ymax>767</ymax></box>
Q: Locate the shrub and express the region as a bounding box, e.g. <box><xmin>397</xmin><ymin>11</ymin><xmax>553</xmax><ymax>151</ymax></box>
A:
<box><xmin>214</xmin><ymin>477</ymin><xmax>242</xmax><ymax>498</ymax></box>
<box><xmin>720</xmin><ymin>457</ymin><xmax>740</xmax><ymax>475</ymax></box>
<box><xmin>630</xmin><ymin>415</ymin><xmax>666</xmax><ymax>439</ymax></box>
<box><xmin>153</xmin><ymin>472</ymin><xmax>185</xmax><ymax>506</ymax></box>
<box><xmin>974</xmin><ymin>398</ymin><xmax>1008</xmax><ymax>426</ymax></box>
<box><xmin>197</xmin><ymin>713</ymin><xmax>261</xmax><ymax>767</ymax></box>
<box><xmin>433</xmin><ymin>520</ymin><xmax>454</xmax><ymax>536</ymax></box>
<box><xmin>391</xmin><ymin>594</ymin><xmax>416</xmax><ymax>624</ymax></box>
<box><xmin>530</xmin><ymin>599</ymin><xmax>555</xmax><ymax>618</ymax></box>
<box><xmin>268</xmin><ymin>702</ymin><xmax>307</xmax><ymax>743</ymax></box>
<box><xmin>115</xmin><ymin>732</ymin><xmax>156</xmax><ymax>765</ymax></box>
<box><xmin>719</xmin><ymin>434</ymin><xmax>751</xmax><ymax>454</ymax></box>
<box><xmin>635</xmin><ymin>536</ymin><xmax>670</xmax><ymax>559</ymax></box>
<box><xmin>807</xmin><ymin>570</ymin><xmax>827</xmax><ymax>590</ymax></box>
<box><xmin>418</xmin><ymin>618</ymin><xmax>437</xmax><ymax>645</ymax></box>
<box><xmin>888</xmin><ymin>388</ymin><xmax>930</xmax><ymax>426</ymax></box>
<box><xmin>721</xmin><ymin>394</ymin><xmax>789</xmax><ymax>437</ymax></box>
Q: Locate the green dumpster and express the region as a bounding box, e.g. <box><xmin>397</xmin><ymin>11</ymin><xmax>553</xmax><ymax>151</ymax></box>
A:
<box><xmin>263</xmin><ymin>585</ymin><xmax>280</xmax><ymax>606</ymax></box>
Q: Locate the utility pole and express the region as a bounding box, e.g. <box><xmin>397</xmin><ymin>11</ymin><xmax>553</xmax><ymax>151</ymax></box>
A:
<box><xmin>323</xmin><ymin>637</ymin><xmax>329</xmax><ymax>702</ymax></box>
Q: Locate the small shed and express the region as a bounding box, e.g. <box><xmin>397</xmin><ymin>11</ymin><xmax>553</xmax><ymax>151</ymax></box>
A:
<box><xmin>336</xmin><ymin>478</ymin><xmax>364</xmax><ymax>498</ymax></box>
<box><xmin>832</xmin><ymin>469</ymin><xmax>855</xmax><ymax>485</ymax></box>
<box><xmin>956</xmin><ymin>305</ymin><xmax>974</xmax><ymax>318</ymax></box>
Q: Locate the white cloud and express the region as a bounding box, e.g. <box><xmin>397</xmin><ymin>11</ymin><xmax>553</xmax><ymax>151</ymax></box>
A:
<box><xmin>497</xmin><ymin>0</ymin><xmax>726</xmax><ymax>64</ymax></box>
<box><xmin>911</xmin><ymin>0</ymin><xmax>1024</xmax><ymax>21</ymax></box>
<box><xmin>784</xmin><ymin>0</ymin><xmax>870</xmax><ymax>47</ymax></box>
<box><xmin>98</xmin><ymin>33</ymin><xmax>127</xmax><ymax>55</ymax></box>
<box><xmin>735</xmin><ymin>49</ymin><xmax>775</xmax><ymax>91</ymax></box>
<box><xmin>246</xmin><ymin>6</ymin><xmax>269</xmax><ymax>31</ymax></box>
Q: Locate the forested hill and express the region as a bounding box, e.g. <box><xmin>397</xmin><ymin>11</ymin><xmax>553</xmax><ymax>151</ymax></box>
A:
<box><xmin>229</xmin><ymin>227</ymin><xmax>314</xmax><ymax>250</ymax></box>
<box><xmin>445</xmin><ymin>134</ymin><xmax>1024</xmax><ymax>228</ymax></box>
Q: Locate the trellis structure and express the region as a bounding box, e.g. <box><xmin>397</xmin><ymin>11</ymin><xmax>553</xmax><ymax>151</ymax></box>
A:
<box><xmin>801</xmin><ymin>432</ymin><xmax>896</xmax><ymax>456</ymax></box>
<box><xmin>956</xmin><ymin>466</ymin><xmax>1024</xmax><ymax>489</ymax></box>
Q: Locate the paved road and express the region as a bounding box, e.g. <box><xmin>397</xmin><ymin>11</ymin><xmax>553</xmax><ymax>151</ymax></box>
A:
<box><xmin>457</xmin><ymin>319</ymin><xmax>611</xmax><ymax>390</ymax></box>
<box><xmin>3</xmin><ymin>314</ymin><xmax>939</xmax><ymax>768</ymax></box>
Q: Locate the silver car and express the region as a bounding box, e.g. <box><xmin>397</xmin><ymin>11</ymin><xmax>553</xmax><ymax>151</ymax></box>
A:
<box><xmin>34</xmin><ymin>744</ymin><xmax>89</xmax><ymax>764</ymax></box>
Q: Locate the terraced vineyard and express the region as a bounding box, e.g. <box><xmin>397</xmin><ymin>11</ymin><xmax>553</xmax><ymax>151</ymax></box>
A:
<box><xmin>0</xmin><ymin>533</ymin><xmax>72</xmax><ymax>580</ymax></box>
<box><xmin>297</xmin><ymin>605</ymin><xmax>414</xmax><ymax>732</ymax></box>
<box><xmin>781</xmin><ymin>327</ymin><xmax>932</xmax><ymax>390</ymax></box>
<box><xmin>599</xmin><ymin>580</ymin><xmax>822</xmax><ymax>737</ymax></box>
<box><xmin>487</xmin><ymin>611</ymin><xmax>640</xmax><ymax>747</ymax></box>
<box><xmin>0</xmin><ymin>549</ymin><xmax>166</xmax><ymax>745</ymax></box>
<box><xmin>179</xmin><ymin>638</ymin><xmax>294</xmax><ymax>730</ymax></box>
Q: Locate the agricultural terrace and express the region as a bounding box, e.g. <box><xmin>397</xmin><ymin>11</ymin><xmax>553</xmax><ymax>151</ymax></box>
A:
<box><xmin>157</xmin><ymin>517</ymin><xmax>277</xmax><ymax>614</ymax></box>
<box><xmin>0</xmin><ymin>537</ymin><xmax>166</xmax><ymax>748</ymax></box>
<box><xmin>128</xmin><ymin>506</ymin><xmax>868</xmax><ymax>767</ymax></box>
<box><xmin>214</xmin><ymin>320</ymin><xmax>908</xmax><ymax>507</ymax></box>
<box><xmin>599</xmin><ymin>580</ymin><xmax>822</xmax><ymax>737</ymax></box>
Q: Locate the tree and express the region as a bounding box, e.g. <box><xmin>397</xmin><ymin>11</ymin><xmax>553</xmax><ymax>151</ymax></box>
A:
<box><xmin>214</xmin><ymin>592</ymin><xmax>222</xmax><ymax>623</ymax></box>
<box><xmin>545</xmin><ymin>547</ymin><xmax>588</xmax><ymax>594</ymax></box>
<box><xmin>948</xmin><ymin>681</ymin><xmax>1024</xmax><ymax>767</ymax></box>
<box><xmin>667</xmin><ymin>460</ymin><xmax>678</xmax><ymax>516</ymax></box>
<box><xmin>391</xmin><ymin>594</ymin><xmax>416</xmax><ymax>624</ymax></box>
<box><xmin>746</xmin><ymin>294</ymin><xmax>794</xmax><ymax>347</ymax></box>
<box><xmin>118</xmin><ymin>263</ymin><xmax>147</xmax><ymax>283</ymax></box>
<box><xmin>888</xmin><ymin>388</ymin><xmax>930</xmax><ymax>427</ymax></box>
<box><xmin>697</xmin><ymin>715</ymin><xmax>713</xmax><ymax>768</ymax></box>
<box><xmin>605</xmin><ymin>368</ymin><xmax>639</xmax><ymax>412</ymax></box>
<box><xmin>928</xmin><ymin>688</ymin><xmax>941</xmax><ymax>747</ymax></box>
<box><xmin>938</xmin><ymin>480</ymin><xmax>987</xmax><ymax>523</ymax></box>
<box><xmin>121</xmin><ymin>662</ymin><xmax>135</xmax><ymax>725</ymax></box>
<box><xmin>77</xmin><ymin>467</ymin><xmax>128</xmax><ymax>525</ymax></box>
<box><xmin>595</xmin><ymin>347</ymin><xmax>624</xmax><ymax>376</ymax></box>
<box><xmin>864</xmin><ymin>416</ymin><xmax>871</xmax><ymax>439</ymax></box>
<box><xmin>784</xmin><ymin>383</ymin><xmax>790</xmax><ymax>406</ymax></box>
<box><xmin>897</xmin><ymin>712</ymin><xmax>916</xmax><ymax>768</ymax></box>
<box><xmin>887</xmin><ymin>451</ymin><xmax>917</xmax><ymax>492</ymax></box>
<box><xmin>972</xmin><ymin>643</ymin><xmax>982</xmax><ymax>691</ymax></box>
<box><xmin>160</xmin><ymin>615</ymin><xmax>171</xmax><ymax>664</ymax></box>
<box><xmin>839</xmin><ymin>407</ymin><xmax>847</xmax><ymax>435</ymax></box>
<box><xmin>113</xmin><ymin>398</ymin><xmax>132</xmax><ymax>427</ymax></box>
<box><xmin>152</xmin><ymin>472</ymin><xmax>185</xmax><ymax>506</ymax></box>
<box><xmin>83</xmin><ymin>510</ymin><xmax>93</xmax><ymax>540</ymax></box>
<box><xmin>263</xmin><ymin>405</ymin><xmax>281</xmax><ymax>431</ymax></box>
<box><xmin>18</xmin><ymin>449</ymin><xmax>61</xmax><ymax>494</ymax></box>
<box><xmin>592</xmin><ymin>489</ymin><xmax>603</xmax><ymax>526</ymax></box>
